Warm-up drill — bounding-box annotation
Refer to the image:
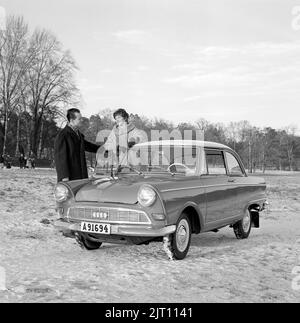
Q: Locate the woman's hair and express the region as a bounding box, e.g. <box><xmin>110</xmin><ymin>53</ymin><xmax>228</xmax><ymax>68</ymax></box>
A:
<box><xmin>113</xmin><ymin>108</ymin><xmax>129</xmax><ymax>123</ymax></box>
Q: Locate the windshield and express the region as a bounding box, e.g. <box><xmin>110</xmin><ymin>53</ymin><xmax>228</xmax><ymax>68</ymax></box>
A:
<box><xmin>95</xmin><ymin>144</ymin><xmax>199</xmax><ymax>176</ymax></box>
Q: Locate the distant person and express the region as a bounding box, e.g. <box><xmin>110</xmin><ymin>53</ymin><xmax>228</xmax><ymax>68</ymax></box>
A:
<box><xmin>50</xmin><ymin>159</ymin><xmax>55</xmax><ymax>169</ymax></box>
<box><xmin>23</xmin><ymin>156</ymin><xmax>28</xmax><ymax>168</ymax></box>
<box><xmin>54</xmin><ymin>108</ymin><xmax>100</xmax><ymax>182</ymax></box>
<box><xmin>0</xmin><ymin>155</ymin><xmax>4</xmax><ymax>169</ymax></box>
<box><xmin>29</xmin><ymin>151</ymin><xmax>36</xmax><ymax>169</ymax></box>
<box><xmin>26</xmin><ymin>156</ymin><xmax>32</xmax><ymax>169</ymax></box>
<box><xmin>19</xmin><ymin>154</ymin><xmax>26</xmax><ymax>169</ymax></box>
<box><xmin>5</xmin><ymin>155</ymin><xmax>11</xmax><ymax>169</ymax></box>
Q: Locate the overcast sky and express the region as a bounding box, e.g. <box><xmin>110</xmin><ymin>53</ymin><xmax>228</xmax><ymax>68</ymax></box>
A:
<box><xmin>1</xmin><ymin>0</ymin><xmax>300</xmax><ymax>131</ymax></box>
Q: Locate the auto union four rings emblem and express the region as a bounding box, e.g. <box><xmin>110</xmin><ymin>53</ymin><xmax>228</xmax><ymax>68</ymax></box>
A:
<box><xmin>92</xmin><ymin>211</ymin><xmax>109</xmax><ymax>219</ymax></box>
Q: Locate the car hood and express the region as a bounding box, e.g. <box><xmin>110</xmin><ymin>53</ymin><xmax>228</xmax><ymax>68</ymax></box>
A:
<box><xmin>75</xmin><ymin>174</ymin><xmax>170</xmax><ymax>204</ymax></box>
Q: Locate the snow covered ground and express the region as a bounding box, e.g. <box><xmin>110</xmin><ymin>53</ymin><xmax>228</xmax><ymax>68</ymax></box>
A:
<box><xmin>0</xmin><ymin>168</ymin><xmax>299</xmax><ymax>303</ymax></box>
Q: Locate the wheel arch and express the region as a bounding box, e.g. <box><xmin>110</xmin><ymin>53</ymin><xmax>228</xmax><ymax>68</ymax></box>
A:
<box><xmin>179</xmin><ymin>203</ymin><xmax>203</xmax><ymax>234</ymax></box>
<box><xmin>240</xmin><ymin>200</ymin><xmax>264</xmax><ymax>229</ymax></box>
<box><xmin>243</xmin><ymin>199</ymin><xmax>266</xmax><ymax>213</ymax></box>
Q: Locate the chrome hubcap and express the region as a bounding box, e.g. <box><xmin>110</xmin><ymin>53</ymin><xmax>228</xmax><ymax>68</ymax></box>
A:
<box><xmin>242</xmin><ymin>211</ymin><xmax>251</xmax><ymax>232</ymax></box>
<box><xmin>176</xmin><ymin>219</ymin><xmax>190</xmax><ymax>252</ymax></box>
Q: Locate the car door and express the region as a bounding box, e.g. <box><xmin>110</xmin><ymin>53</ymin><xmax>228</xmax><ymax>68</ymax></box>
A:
<box><xmin>224</xmin><ymin>150</ymin><xmax>247</xmax><ymax>217</ymax></box>
<box><xmin>200</xmin><ymin>149</ymin><xmax>240</xmax><ymax>229</ymax></box>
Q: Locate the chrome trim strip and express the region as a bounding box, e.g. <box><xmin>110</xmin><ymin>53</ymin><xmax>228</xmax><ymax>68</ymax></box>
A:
<box><xmin>66</xmin><ymin>208</ymin><xmax>70</xmax><ymax>222</ymax></box>
<box><xmin>161</xmin><ymin>183</ymin><xmax>266</xmax><ymax>193</ymax></box>
<box><xmin>54</xmin><ymin>220</ymin><xmax>176</xmax><ymax>237</ymax></box>
<box><xmin>116</xmin><ymin>225</ymin><xmax>176</xmax><ymax>236</ymax></box>
<box><xmin>78</xmin><ymin>219</ymin><xmax>148</xmax><ymax>225</ymax></box>
<box><xmin>68</xmin><ymin>206</ymin><xmax>151</xmax><ymax>224</ymax></box>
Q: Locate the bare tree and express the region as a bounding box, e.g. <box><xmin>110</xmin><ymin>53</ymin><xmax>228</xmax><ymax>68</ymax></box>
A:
<box><xmin>279</xmin><ymin>125</ymin><xmax>298</xmax><ymax>171</ymax></box>
<box><xmin>26</xmin><ymin>29</ymin><xmax>79</xmax><ymax>155</ymax></box>
<box><xmin>0</xmin><ymin>16</ymin><xmax>34</xmax><ymax>155</ymax></box>
<box><xmin>195</xmin><ymin>118</ymin><xmax>209</xmax><ymax>132</ymax></box>
<box><xmin>225</xmin><ymin>121</ymin><xmax>242</xmax><ymax>150</ymax></box>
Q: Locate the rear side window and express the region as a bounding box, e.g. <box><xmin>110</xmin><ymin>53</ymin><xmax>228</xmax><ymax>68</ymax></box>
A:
<box><xmin>225</xmin><ymin>152</ymin><xmax>244</xmax><ymax>176</ymax></box>
<box><xmin>205</xmin><ymin>150</ymin><xmax>226</xmax><ymax>175</ymax></box>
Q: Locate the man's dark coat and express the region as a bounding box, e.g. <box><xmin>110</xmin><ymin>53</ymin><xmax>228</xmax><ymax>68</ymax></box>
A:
<box><xmin>54</xmin><ymin>125</ymin><xmax>99</xmax><ymax>182</ymax></box>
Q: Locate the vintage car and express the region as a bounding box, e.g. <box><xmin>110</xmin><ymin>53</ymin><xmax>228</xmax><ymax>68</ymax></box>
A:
<box><xmin>54</xmin><ymin>140</ymin><xmax>267</xmax><ymax>260</ymax></box>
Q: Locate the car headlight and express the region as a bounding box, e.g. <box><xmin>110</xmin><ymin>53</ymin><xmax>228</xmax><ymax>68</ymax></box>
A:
<box><xmin>138</xmin><ymin>186</ymin><xmax>156</xmax><ymax>207</ymax></box>
<box><xmin>54</xmin><ymin>184</ymin><xmax>69</xmax><ymax>202</ymax></box>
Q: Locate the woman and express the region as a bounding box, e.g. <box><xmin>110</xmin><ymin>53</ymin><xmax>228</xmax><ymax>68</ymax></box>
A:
<box><xmin>97</xmin><ymin>109</ymin><xmax>146</xmax><ymax>167</ymax></box>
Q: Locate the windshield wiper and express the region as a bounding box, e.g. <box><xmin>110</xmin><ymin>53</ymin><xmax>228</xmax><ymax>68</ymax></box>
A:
<box><xmin>116</xmin><ymin>165</ymin><xmax>144</xmax><ymax>176</ymax></box>
<box><xmin>147</xmin><ymin>165</ymin><xmax>177</xmax><ymax>176</ymax></box>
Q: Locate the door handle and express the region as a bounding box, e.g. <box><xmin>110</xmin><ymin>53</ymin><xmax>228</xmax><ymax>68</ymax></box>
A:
<box><xmin>228</xmin><ymin>178</ymin><xmax>235</xmax><ymax>183</ymax></box>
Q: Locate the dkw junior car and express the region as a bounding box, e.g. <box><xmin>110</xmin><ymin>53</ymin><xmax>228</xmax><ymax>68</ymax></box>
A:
<box><xmin>54</xmin><ymin>140</ymin><xmax>267</xmax><ymax>260</ymax></box>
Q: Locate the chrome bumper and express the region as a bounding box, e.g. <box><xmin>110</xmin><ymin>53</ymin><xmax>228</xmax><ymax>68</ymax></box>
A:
<box><xmin>54</xmin><ymin>219</ymin><xmax>176</xmax><ymax>237</ymax></box>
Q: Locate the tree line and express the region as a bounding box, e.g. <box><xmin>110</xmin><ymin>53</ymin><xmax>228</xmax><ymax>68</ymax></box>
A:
<box><xmin>1</xmin><ymin>16</ymin><xmax>299</xmax><ymax>172</ymax></box>
<box><xmin>2</xmin><ymin>98</ymin><xmax>300</xmax><ymax>173</ymax></box>
<box><xmin>81</xmin><ymin>111</ymin><xmax>300</xmax><ymax>173</ymax></box>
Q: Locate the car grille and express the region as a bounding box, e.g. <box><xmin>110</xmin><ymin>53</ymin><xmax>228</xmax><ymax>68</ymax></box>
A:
<box><xmin>67</xmin><ymin>207</ymin><xmax>150</xmax><ymax>224</ymax></box>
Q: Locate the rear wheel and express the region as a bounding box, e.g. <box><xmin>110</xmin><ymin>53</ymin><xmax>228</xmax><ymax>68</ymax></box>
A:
<box><xmin>233</xmin><ymin>209</ymin><xmax>252</xmax><ymax>239</ymax></box>
<box><xmin>74</xmin><ymin>232</ymin><xmax>102</xmax><ymax>250</ymax></box>
<box><xmin>171</xmin><ymin>213</ymin><xmax>192</xmax><ymax>260</ymax></box>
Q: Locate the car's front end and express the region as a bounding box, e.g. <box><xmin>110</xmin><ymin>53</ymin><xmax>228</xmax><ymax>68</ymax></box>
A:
<box><xmin>54</xmin><ymin>177</ymin><xmax>176</xmax><ymax>245</ymax></box>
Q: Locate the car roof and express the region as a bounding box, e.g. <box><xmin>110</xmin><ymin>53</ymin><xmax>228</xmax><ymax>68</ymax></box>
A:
<box><xmin>135</xmin><ymin>140</ymin><xmax>232</xmax><ymax>150</ymax></box>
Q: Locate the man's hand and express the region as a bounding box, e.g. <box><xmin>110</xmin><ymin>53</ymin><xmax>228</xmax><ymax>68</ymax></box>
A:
<box><xmin>62</xmin><ymin>177</ymin><xmax>69</xmax><ymax>182</ymax></box>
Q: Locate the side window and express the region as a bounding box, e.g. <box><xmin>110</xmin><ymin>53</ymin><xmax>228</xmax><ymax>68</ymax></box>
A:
<box><xmin>225</xmin><ymin>152</ymin><xmax>244</xmax><ymax>176</ymax></box>
<box><xmin>205</xmin><ymin>150</ymin><xmax>227</xmax><ymax>175</ymax></box>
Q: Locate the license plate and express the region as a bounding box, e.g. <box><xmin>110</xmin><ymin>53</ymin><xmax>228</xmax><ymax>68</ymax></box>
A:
<box><xmin>80</xmin><ymin>221</ymin><xmax>111</xmax><ymax>235</ymax></box>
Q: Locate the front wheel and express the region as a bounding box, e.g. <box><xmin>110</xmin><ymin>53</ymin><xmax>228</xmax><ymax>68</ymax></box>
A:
<box><xmin>74</xmin><ymin>232</ymin><xmax>102</xmax><ymax>250</ymax></box>
<box><xmin>233</xmin><ymin>209</ymin><xmax>252</xmax><ymax>239</ymax></box>
<box><xmin>171</xmin><ymin>214</ymin><xmax>192</xmax><ymax>260</ymax></box>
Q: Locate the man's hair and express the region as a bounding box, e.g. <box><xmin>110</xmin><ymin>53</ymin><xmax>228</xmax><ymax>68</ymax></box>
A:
<box><xmin>113</xmin><ymin>108</ymin><xmax>129</xmax><ymax>123</ymax></box>
<box><xmin>67</xmin><ymin>108</ymin><xmax>81</xmax><ymax>122</ymax></box>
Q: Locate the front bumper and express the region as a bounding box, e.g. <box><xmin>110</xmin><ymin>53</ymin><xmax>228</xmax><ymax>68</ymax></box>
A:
<box><xmin>54</xmin><ymin>219</ymin><xmax>176</xmax><ymax>237</ymax></box>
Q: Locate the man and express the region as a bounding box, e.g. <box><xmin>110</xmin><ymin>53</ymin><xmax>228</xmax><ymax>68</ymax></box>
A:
<box><xmin>54</xmin><ymin>108</ymin><xmax>100</xmax><ymax>182</ymax></box>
